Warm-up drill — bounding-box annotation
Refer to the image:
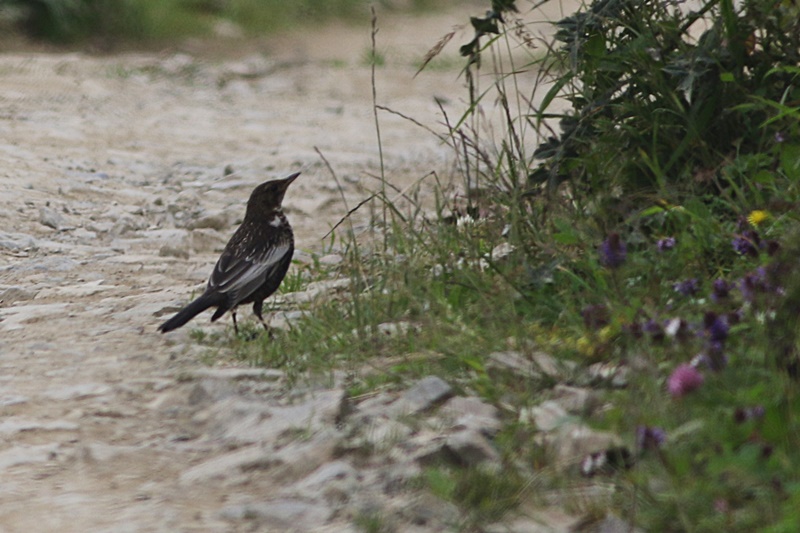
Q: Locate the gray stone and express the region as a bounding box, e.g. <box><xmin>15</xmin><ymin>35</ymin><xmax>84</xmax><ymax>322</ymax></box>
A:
<box><xmin>0</xmin><ymin>417</ymin><xmax>79</xmax><ymax>435</ymax></box>
<box><xmin>283</xmin><ymin>278</ymin><xmax>351</xmax><ymax>304</ymax></box>
<box><xmin>548</xmin><ymin>423</ymin><xmax>622</xmax><ymax>469</ymax></box>
<box><xmin>0</xmin><ymin>395</ymin><xmax>28</xmax><ymax>406</ymax></box>
<box><xmin>585</xmin><ymin>362</ymin><xmax>629</xmax><ymax>388</ymax></box>
<box><xmin>203</xmin><ymin>389</ymin><xmax>345</xmax><ymax>445</ymax></box>
<box><xmin>180</xmin><ymin>445</ymin><xmax>272</xmax><ymax>484</ymax></box>
<box><xmin>190</xmin><ymin>228</ymin><xmax>228</xmax><ymax>252</ymax></box>
<box><xmin>0</xmin><ymin>287</ymin><xmax>38</xmax><ymax>304</ymax></box>
<box><xmin>219</xmin><ymin>498</ymin><xmax>332</xmax><ymax>530</ymax></box>
<box><xmin>396</xmin><ymin>376</ymin><xmax>453</xmax><ymax>414</ymax></box>
<box><xmin>81</xmin><ymin>442</ymin><xmax>140</xmax><ymax>463</ymax></box>
<box><xmin>318</xmin><ymin>254</ymin><xmax>343</xmax><ymax>266</ymax></box>
<box><xmin>267</xmin><ymin>310</ymin><xmax>310</xmax><ymax>330</ymax></box>
<box><xmin>522</xmin><ymin>401</ymin><xmax>570</xmax><ymax>432</ymax></box>
<box><xmin>550</xmin><ymin>385</ymin><xmax>597</xmax><ymax>415</ymax></box>
<box><xmin>187</xmin><ymin>210</ymin><xmax>230</xmax><ymax>231</ymax></box>
<box><xmin>38</xmin><ymin>206</ymin><xmax>65</xmax><ymax>230</ymax></box>
<box><xmin>43</xmin><ymin>382</ymin><xmax>111</xmax><ymax>401</ymax></box>
<box><xmin>292</xmin><ymin>460</ymin><xmax>358</xmax><ymax>504</ymax></box>
<box><xmin>0</xmin><ymin>232</ymin><xmax>36</xmax><ymax>251</ymax></box>
<box><xmin>158</xmin><ymin>244</ymin><xmax>190</xmax><ymax>259</ymax></box>
<box><xmin>440</xmin><ymin>396</ymin><xmax>501</xmax><ymax>435</ymax></box>
<box><xmin>192</xmin><ymin>367</ymin><xmax>284</xmax><ymax>381</ymax></box>
<box><xmin>488</xmin><ymin>351</ymin><xmax>572</xmax><ymax>380</ymax></box>
<box><xmin>0</xmin><ymin>443</ymin><xmax>61</xmax><ymax>470</ymax></box>
<box><xmin>444</xmin><ymin>429</ymin><xmax>500</xmax><ymax>467</ymax></box>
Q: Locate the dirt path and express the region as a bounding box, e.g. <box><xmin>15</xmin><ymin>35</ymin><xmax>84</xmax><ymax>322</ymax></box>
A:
<box><xmin>0</xmin><ymin>4</ymin><xmax>573</xmax><ymax>531</ymax></box>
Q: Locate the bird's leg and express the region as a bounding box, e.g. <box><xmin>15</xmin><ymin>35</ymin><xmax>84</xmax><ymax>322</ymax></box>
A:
<box><xmin>253</xmin><ymin>301</ymin><xmax>274</xmax><ymax>338</ymax></box>
<box><xmin>231</xmin><ymin>308</ymin><xmax>239</xmax><ymax>335</ymax></box>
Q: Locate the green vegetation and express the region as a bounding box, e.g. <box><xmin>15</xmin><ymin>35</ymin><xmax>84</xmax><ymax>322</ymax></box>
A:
<box><xmin>152</xmin><ymin>0</ymin><xmax>799</xmax><ymax>528</ymax></box>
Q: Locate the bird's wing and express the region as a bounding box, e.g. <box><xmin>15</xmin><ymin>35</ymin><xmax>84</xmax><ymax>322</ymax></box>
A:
<box><xmin>209</xmin><ymin>237</ymin><xmax>293</xmax><ymax>304</ymax></box>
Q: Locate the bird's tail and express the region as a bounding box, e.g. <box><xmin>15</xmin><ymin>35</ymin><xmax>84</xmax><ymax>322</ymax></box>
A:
<box><xmin>158</xmin><ymin>292</ymin><xmax>225</xmax><ymax>333</ymax></box>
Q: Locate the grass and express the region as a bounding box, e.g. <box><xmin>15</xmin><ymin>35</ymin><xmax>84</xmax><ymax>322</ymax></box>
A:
<box><xmin>185</xmin><ymin>0</ymin><xmax>800</xmax><ymax>529</ymax></box>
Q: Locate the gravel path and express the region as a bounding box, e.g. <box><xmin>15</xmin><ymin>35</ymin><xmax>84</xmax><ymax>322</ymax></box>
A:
<box><xmin>0</xmin><ymin>5</ymin><xmax>575</xmax><ymax>531</ymax></box>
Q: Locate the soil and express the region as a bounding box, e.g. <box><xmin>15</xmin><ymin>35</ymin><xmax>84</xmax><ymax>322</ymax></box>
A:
<box><xmin>0</xmin><ymin>3</ymin><xmax>572</xmax><ymax>531</ymax></box>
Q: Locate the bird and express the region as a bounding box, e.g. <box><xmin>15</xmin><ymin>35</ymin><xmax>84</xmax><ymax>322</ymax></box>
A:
<box><xmin>158</xmin><ymin>172</ymin><xmax>299</xmax><ymax>334</ymax></box>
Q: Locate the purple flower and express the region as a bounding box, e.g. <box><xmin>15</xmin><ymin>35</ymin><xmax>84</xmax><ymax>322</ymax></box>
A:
<box><xmin>667</xmin><ymin>363</ymin><xmax>704</xmax><ymax>398</ymax></box>
<box><xmin>703</xmin><ymin>312</ymin><xmax>729</xmax><ymax>343</ymax></box>
<box><xmin>636</xmin><ymin>425</ymin><xmax>666</xmax><ymax>452</ymax></box>
<box><xmin>732</xmin><ymin>230</ymin><xmax>761</xmax><ymax>257</ymax></box>
<box><xmin>673</xmin><ymin>278</ymin><xmax>700</xmax><ymax>296</ymax></box>
<box><xmin>643</xmin><ymin>319</ymin><xmax>665</xmax><ymax>342</ymax></box>
<box><xmin>775</xmin><ymin>131</ymin><xmax>786</xmax><ymax>143</ymax></box>
<box><xmin>599</xmin><ymin>233</ymin><xmax>627</xmax><ymax>268</ymax></box>
<box><xmin>657</xmin><ymin>237</ymin><xmax>676</xmax><ymax>252</ymax></box>
<box><xmin>740</xmin><ymin>268</ymin><xmax>770</xmax><ymax>302</ymax></box>
<box><xmin>711</xmin><ymin>279</ymin><xmax>732</xmax><ymax>302</ymax></box>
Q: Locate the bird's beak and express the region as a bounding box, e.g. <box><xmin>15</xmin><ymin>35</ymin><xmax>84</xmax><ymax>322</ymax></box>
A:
<box><xmin>282</xmin><ymin>172</ymin><xmax>301</xmax><ymax>187</ymax></box>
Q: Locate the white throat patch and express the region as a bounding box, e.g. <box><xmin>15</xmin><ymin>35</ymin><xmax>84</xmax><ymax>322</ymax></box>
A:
<box><xmin>269</xmin><ymin>215</ymin><xmax>282</xmax><ymax>227</ymax></box>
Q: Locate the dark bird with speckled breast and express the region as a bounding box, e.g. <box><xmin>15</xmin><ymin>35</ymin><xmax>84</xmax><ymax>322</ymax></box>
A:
<box><xmin>158</xmin><ymin>172</ymin><xmax>299</xmax><ymax>334</ymax></box>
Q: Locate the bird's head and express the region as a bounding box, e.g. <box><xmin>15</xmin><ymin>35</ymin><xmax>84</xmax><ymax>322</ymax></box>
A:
<box><xmin>246</xmin><ymin>172</ymin><xmax>300</xmax><ymax>214</ymax></box>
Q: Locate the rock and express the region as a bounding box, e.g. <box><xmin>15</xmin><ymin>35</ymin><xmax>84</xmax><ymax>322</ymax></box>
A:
<box><xmin>201</xmin><ymin>389</ymin><xmax>345</xmax><ymax>445</ymax></box>
<box><xmin>192</xmin><ymin>368</ymin><xmax>284</xmax><ymax>381</ymax></box>
<box><xmin>0</xmin><ymin>303</ymin><xmax>71</xmax><ymax>331</ymax></box>
<box><xmin>550</xmin><ymin>385</ymin><xmax>597</xmax><ymax>415</ymax></box>
<box><xmin>110</xmin><ymin>214</ymin><xmax>147</xmax><ymax>236</ymax></box>
<box><xmin>549</xmin><ymin>423</ymin><xmax>623</xmax><ymax>469</ymax></box>
<box><xmin>267</xmin><ymin>310</ymin><xmax>310</xmax><ymax>330</ymax></box>
<box><xmin>35</xmin><ymin>280</ymin><xmax>116</xmax><ymax>299</ymax></box>
<box><xmin>180</xmin><ymin>445</ymin><xmax>272</xmax><ymax>484</ymax></box>
<box><xmin>159</xmin><ymin>244</ymin><xmax>190</xmax><ymax>259</ymax></box>
<box><xmin>187</xmin><ymin>210</ymin><xmax>230</xmax><ymax>231</ymax></box>
<box><xmin>361</xmin><ymin>418</ymin><xmax>414</xmax><ymax>449</ymax></box>
<box><xmin>0</xmin><ymin>395</ymin><xmax>28</xmax><ymax>406</ymax></box>
<box><xmin>282</xmin><ymin>278</ymin><xmax>351</xmax><ymax>305</ymax></box>
<box><xmin>0</xmin><ymin>287</ymin><xmax>38</xmax><ymax>304</ymax></box>
<box><xmin>0</xmin><ymin>417</ymin><xmax>79</xmax><ymax>435</ymax></box>
<box><xmin>484</xmin><ymin>507</ymin><xmax>581</xmax><ymax>533</ymax></box>
<box><xmin>318</xmin><ymin>254</ymin><xmax>343</xmax><ymax>266</ymax></box>
<box><xmin>488</xmin><ymin>351</ymin><xmax>573</xmax><ymax>380</ymax></box>
<box><xmin>444</xmin><ymin>429</ymin><xmax>501</xmax><ymax>467</ymax></box>
<box><xmin>219</xmin><ymin>498</ymin><xmax>333</xmax><ymax>530</ymax></box>
<box><xmin>0</xmin><ymin>443</ymin><xmax>61</xmax><ymax>470</ymax></box>
<box><xmin>585</xmin><ymin>362</ymin><xmax>629</xmax><ymax>388</ymax></box>
<box><xmin>393</xmin><ymin>376</ymin><xmax>453</xmax><ymax>414</ymax></box>
<box><xmin>291</xmin><ymin>460</ymin><xmax>358</xmax><ymax>504</ymax></box>
<box><xmin>81</xmin><ymin>442</ymin><xmax>140</xmax><ymax>463</ymax></box>
<box><xmin>187</xmin><ymin>379</ymin><xmax>237</xmax><ymax>406</ymax></box>
<box><xmin>190</xmin><ymin>228</ymin><xmax>228</xmax><ymax>252</ymax></box>
<box><xmin>38</xmin><ymin>206</ymin><xmax>65</xmax><ymax>230</ymax></box>
<box><xmin>399</xmin><ymin>492</ymin><xmax>460</xmax><ymax>529</ymax></box>
<box><xmin>0</xmin><ymin>232</ymin><xmax>36</xmax><ymax>251</ymax></box>
<box><xmin>522</xmin><ymin>400</ymin><xmax>570</xmax><ymax>432</ymax></box>
<box><xmin>440</xmin><ymin>396</ymin><xmax>502</xmax><ymax>436</ymax></box>
<box><xmin>43</xmin><ymin>382</ymin><xmax>111</xmax><ymax>401</ymax></box>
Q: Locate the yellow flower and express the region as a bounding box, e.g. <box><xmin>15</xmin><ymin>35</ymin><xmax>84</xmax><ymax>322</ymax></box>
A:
<box><xmin>747</xmin><ymin>210</ymin><xmax>770</xmax><ymax>227</ymax></box>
